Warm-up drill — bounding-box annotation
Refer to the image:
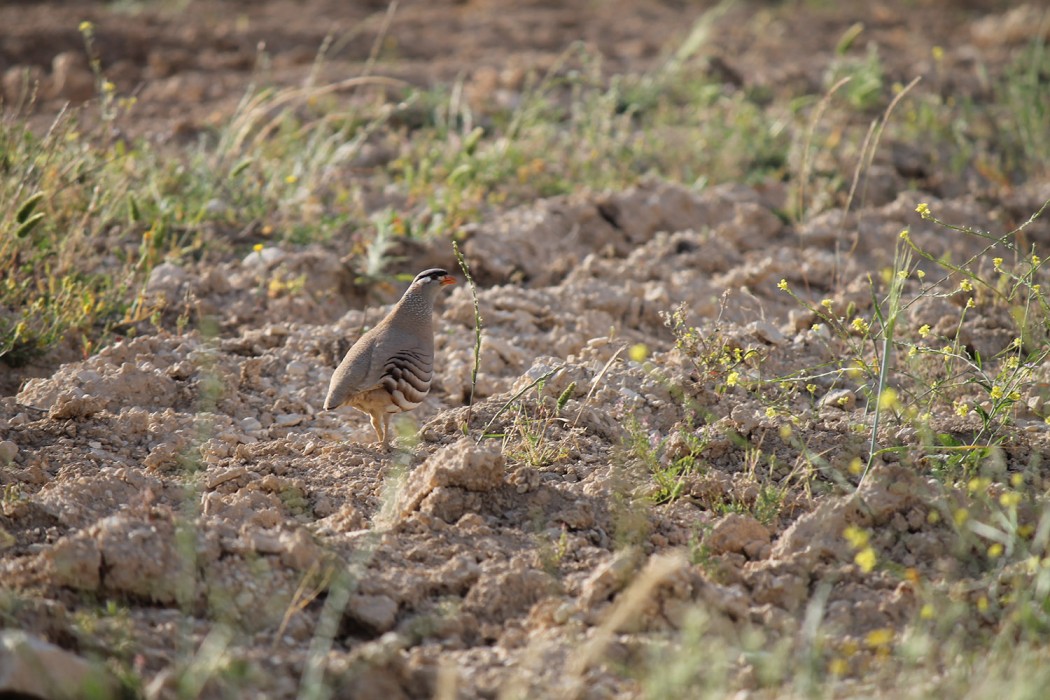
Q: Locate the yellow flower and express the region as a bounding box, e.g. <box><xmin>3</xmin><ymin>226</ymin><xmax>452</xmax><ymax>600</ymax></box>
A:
<box><xmin>252</xmin><ymin>243</ymin><xmax>264</xmax><ymax>253</ymax></box>
<box><xmin>628</xmin><ymin>343</ymin><xmax>649</xmax><ymax>362</ymax></box>
<box><xmin>777</xmin><ymin>279</ymin><xmax>789</xmax><ymax>291</ymax></box>
<box><xmin>990</xmin><ymin>386</ymin><xmax>1004</xmax><ymax>400</ymax></box>
<box><xmin>865</xmin><ymin>628</ymin><xmax>894</xmax><ymax>648</ymax></box>
<box><xmin>988</xmin><ymin>543</ymin><xmax>1004</xmax><ymax>558</ymax></box>
<box><xmin>821</xmin><ymin>298</ymin><xmax>834</xmax><ymax>310</ymax></box>
<box><xmin>102</xmin><ymin>80</ymin><xmax>116</xmax><ymax>93</ymax></box>
<box><xmin>79</xmin><ymin>20</ymin><xmax>94</xmax><ymax>32</ymax></box>
<box><xmin>855</xmin><ymin>547</ymin><xmax>877</xmax><ymax>573</ymax></box>
<box><xmin>897</xmin><ymin>269</ymin><xmax>907</xmax><ymax>280</ymax></box>
<box><xmin>953</xmin><ymin>507</ymin><xmax>969</xmax><ymax>525</ymax></box>
<box><xmin>917</xmin><ymin>269</ymin><xmax>926</xmax><ymax>280</ymax></box>
<box><xmin>915</xmin><ymin>202</ymin><xmax>931</xmax><ymax>219</ymax></box>
<box><xmin>966</xmin><ymin>298</ymin><xmax>975</xmax><ymax>309</ymax></box>
<box><xmin>999</xmin><ymin>491</ymin><xmax>1021</xmax><ymax>508</ymax></box>
<box><xmin>993</xmin><ymin>257</ymin><xmax>1004</xmax><ymax>270</ymax></box>
<box><xmin>920</xmin><ymin>603</ymin><xmax>935</xmax><ymax>620</ymax></box>
<box><xmin>932</xmin><ymin>46</ymin><xmax>945</xmax><ymax>61</ymax></box>
<box><xmin>1010</xmin><ymin>473</ymin><xmax>1025</xmax><ymax>487</ymax></box>
<box><xmin>977</xmin><ymin>595</ymin><xmax>989</xmax><ymax>612</ymax></box>
<box><xmin>285</xmin><ymin>174</ymin><xmax>299</xmax><ymax>184</ymax></box>
<box><xmin>765</xmin><ymin>407</ymin><xmax>777</xmax><ymax>419</ymax></box>
<box><xmin>806</xmin><ymin>383</ymin><xmax>817</xmax><ymax>394</ymax></box>
<box><xmin>851</xmin><ymin>318</ymin><xmax>870</xmax><ymax>334</ymax></box>
<box><xmin>844</xmin><ymin>525</ymin><xmax>870</xmax><ymax>549</ymax></box>
<box><xmin>828</xmin><ymin>658</ymin><xmax>848</xmax><ymax>676</ymax></box>
<box><xmin>918</xmin><ymin>324</ymin><xmax>931</xmax><ymax>338</ymax></box>
<box><xmin>899</xmin><ymin>228</ymin><xmax>910</xmax><ymax>240</ymax></box>
<box><xmin>726</xmin><ymin>371</ymin><xmax>740</xmax><ymax>387</ymax></box>
<box><xmin>1032</xmin><ymin>254</ymin><xmax>1042</xmax><ymax>266</ymax></box>
<box><xmin>959</xmin><ymin>279</ymin><xmax>973</xmax><ymax>292</ymax></box>
<box><xmin>848</xmin><ymin>458</ymin><xmax>863</xmax><ymax>475</ymax></box>
<box><xmin>878</xmin><ymin>388</ymin><xmax>898</xmax><ymax>410</ymax></box>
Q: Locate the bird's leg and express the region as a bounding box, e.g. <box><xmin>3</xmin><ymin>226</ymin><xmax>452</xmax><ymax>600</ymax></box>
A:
<box><xmin>381</xmin><ymin>414</ymin><xmax>392</xmax><ymax>451</ymax></box>
<box><xmin>368</xmin><ymin>411</ymin><xmax>385</xmax><ymax>448</ymax></box>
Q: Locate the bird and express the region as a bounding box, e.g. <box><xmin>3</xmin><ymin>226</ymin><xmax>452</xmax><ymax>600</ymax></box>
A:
<box><xmin>324</xmin><ymin>268</ymin><xmax>456</xmax><ymax>449</ymax></box>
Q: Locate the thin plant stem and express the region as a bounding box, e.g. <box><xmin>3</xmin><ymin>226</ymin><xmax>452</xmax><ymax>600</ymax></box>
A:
<box><xmin>453</xmin><ymin>240</ymin><xmax>483</xmax><ymax>426</ymax></box>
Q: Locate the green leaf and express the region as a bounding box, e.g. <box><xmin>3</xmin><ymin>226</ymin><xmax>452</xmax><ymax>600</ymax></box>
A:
<box><xmin>127</xmin><ymin>194</ymin><xmax>141</xmax><ymax>223</ymax></box>
<box><xmin>15</xmin><ymin>192</ymin><xmax>44</xmax><ymax>224</ymax></box>
<box><xmin>14</xmin><ymin>212</ymin><xmax>44</xmax><ymax>238</ymax></box>
<box><xmin>230</xmin><ymin>158</ymin><xmax>254</xmax><ymax>178</ymax></box>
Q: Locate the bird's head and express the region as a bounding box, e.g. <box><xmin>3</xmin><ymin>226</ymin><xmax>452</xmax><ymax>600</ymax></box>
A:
<box><xmin>411</xmin><ymin>268</ymin><xmax>456</xmax><ymax>290</ymax></box>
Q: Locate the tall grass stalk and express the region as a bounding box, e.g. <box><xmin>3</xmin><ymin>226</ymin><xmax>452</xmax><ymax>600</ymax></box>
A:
<box><xmin>453</xmin><ymin>241</ymin><xmax>483</xmax><ymax>425</ymax></box>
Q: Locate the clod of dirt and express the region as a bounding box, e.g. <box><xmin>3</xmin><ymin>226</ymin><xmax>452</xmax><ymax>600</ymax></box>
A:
<box><xmin>397</xmin><ymin>440</ymin><xmax>505</xmax><ymax>522</ymax></box>
<box><xmin>706</xmin><ymin>513</ymin><xmax>771</xmax><ymax>560</ymax></box>
<box><xmin>0</xmin><ymin>629</ymin><xmax>118</xmax><ymax>698</ymax></box>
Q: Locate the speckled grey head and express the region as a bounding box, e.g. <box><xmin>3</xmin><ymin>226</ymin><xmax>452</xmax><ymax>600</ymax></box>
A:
<box><xmin>412</xmin><ymin>268</ymin><xmax>454</xmax><ymax>286</ymax></box>
<box><xmin>397</xmin><ymin>268</ymin><xmax>455</xmax><ymax>317</ymax></box>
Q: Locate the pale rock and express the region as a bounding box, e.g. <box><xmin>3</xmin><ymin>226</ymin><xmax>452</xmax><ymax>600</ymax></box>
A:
<box><xmin>820</xmin><ymin>389</ymin><xmax>856</xmax><ymax>411</ymax></box>
<box><xmin>274</xmin><ymin>413</ymin><xmax>303</xmax><ymax>427</ymax></box>
<box><xmin>243</xmin><ymin>246</ymin><xmax>286</xmax><ymax>270</ymax></box>
<box><xmin>0</xmin><ymin>441</ymin><xmax>17</xmax><ymax>464</ymax></box>
<box><xmin>0</xmin><ymin>630</ymin><xmax>118</xmax><ymax>699</ymax></box>
<box><xmin>2</xmin><ymin>64</ymin><xmax>45</xmax><ymax>104</ymax></box>
<box><xmin>580</xmin><ymin>547</ymin><xmax>643</xmax><ymax>608</ymax></box>
<box><xmin>747</xmin><ymin>320</ymin><xmax>786</xmax><ymax>345</ymax></box>
<box><xmin>146</xmin><ymin>262</ymin><xmax>190</xmax><ymax>297</ymax></box>
<box><xmin>706</xmin><ymin>513</ymin><xmax>771</xmax><ymax>558</ymax></box>
<box><xmin>240</xmin><ymin>416</ymin><xmax>263</xmax><ymax>432</ymax></box>
<box><xmin>347</xmin><ymin>594</ymin><xmax>399</xmax><ymax>635</ymax></box>
<box><xmin>47</xmin><ymin>535</ymin><xmax>101</xmax><ymax>591</ymax></box>
<box><xmin>48</xmin><ymin>51</ymin><xmax>95</xmax><ymax>101</ymax></box>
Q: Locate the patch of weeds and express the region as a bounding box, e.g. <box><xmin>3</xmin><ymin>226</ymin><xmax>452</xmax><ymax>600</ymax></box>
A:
<box><xmin>663</xmin><ymin>301</ymin><xmax>762</xmax><ymax>394</ymax></box>
<box><xmin>623</xmin><ymin>416</ymin><xmax>708</xmax><ymax>505</ymax></box>
<box><xmin>500</xmin><ymin>381</ymin><xmax>575</xmax><ymax>468</ymax></box>
<box><xmin>998</xmin><ymin>34</ymin><xmax>1050</xmax><ymax>177</ymax></box>
<box><xmin>538</xmin><ymin>527</ymin><xmax>571</xmax><ymax>577</ymax></box>
<box><xmin>824</xmin><ymin>36</ymin><xmax>885</xmax><ymax>112</ymax></box>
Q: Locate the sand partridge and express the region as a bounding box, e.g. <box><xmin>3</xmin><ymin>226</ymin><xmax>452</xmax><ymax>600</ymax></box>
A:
<box><xmin>324</xmin><ymin>268</ymin><xmax>456</xmax><ymax>448</ymax></box>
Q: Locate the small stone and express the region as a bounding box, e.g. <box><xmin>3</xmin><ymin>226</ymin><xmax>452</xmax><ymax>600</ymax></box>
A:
<box><xmin>48</xmin><ymin>51</ymin><xmax>95</xmax><ymax>101</ymax></box>
<box><xmin>204</xmin><ymin>198</ymin><xmax>229</xmax><ymax>217</ymax></box>
<box><xmin>820</xmin><ymin>389</ymin><xmax>856</xmax><ymax>411</ymax></box>
<box><xmin>347</xmin><ymin>594</ymin><xmax>399</xmax><ymax>635</ymax></box>
<box><xmin>240</xmin><ymin>417</ymin><xmax>263</xmax><ymax>432</ymax></box>
<box><xmin>146</xmin><ymin>262</ymin><xmax>189</xmax><ymax>297</ymax></box>
<box><xmin>0</xmin><ymin>441</ymin><xmax>18</xmax><ymax>464</ymax></box>
<box><xmin>286</xmin><ymin>361</ymin><xmax>309</xmax><ymax>378</ymax></box>
<box><xmin>748</xmin><ymin>320</ymin><xmax>786</xmax><ymax>345</ymax></box>
<box><xmin>243</xmin><ymin>247</ymin><xmax>286</xmax><ymax>270</ymax></box>
<box><xmin>205</xmin><ymin>466</ymin><xmax>249</xmax><ymax>489</ymax></box>
<box><xmin>274</xmin><ymin>413</ymin><xmax>303</xmax><ymax>427</ymax></box>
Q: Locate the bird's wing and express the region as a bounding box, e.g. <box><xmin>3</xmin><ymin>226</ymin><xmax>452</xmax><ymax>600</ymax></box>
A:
<box><xmin>324</xmin><ymin>329</ymin><xmax>383</xmax><ymax>409</ymax></box>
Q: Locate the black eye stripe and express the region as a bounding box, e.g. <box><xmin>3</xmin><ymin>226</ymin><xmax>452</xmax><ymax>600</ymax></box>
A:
<box><xmin>414</xmin><ymin>268</ymin><xmax>449</xmax><ymax>283</ymax></box>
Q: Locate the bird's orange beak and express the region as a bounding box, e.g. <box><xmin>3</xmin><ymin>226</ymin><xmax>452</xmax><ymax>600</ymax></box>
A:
<box><xmin>440</xmin><ymin>275</ymin><xmax>456</xmax><ymax>286</ymax></box>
